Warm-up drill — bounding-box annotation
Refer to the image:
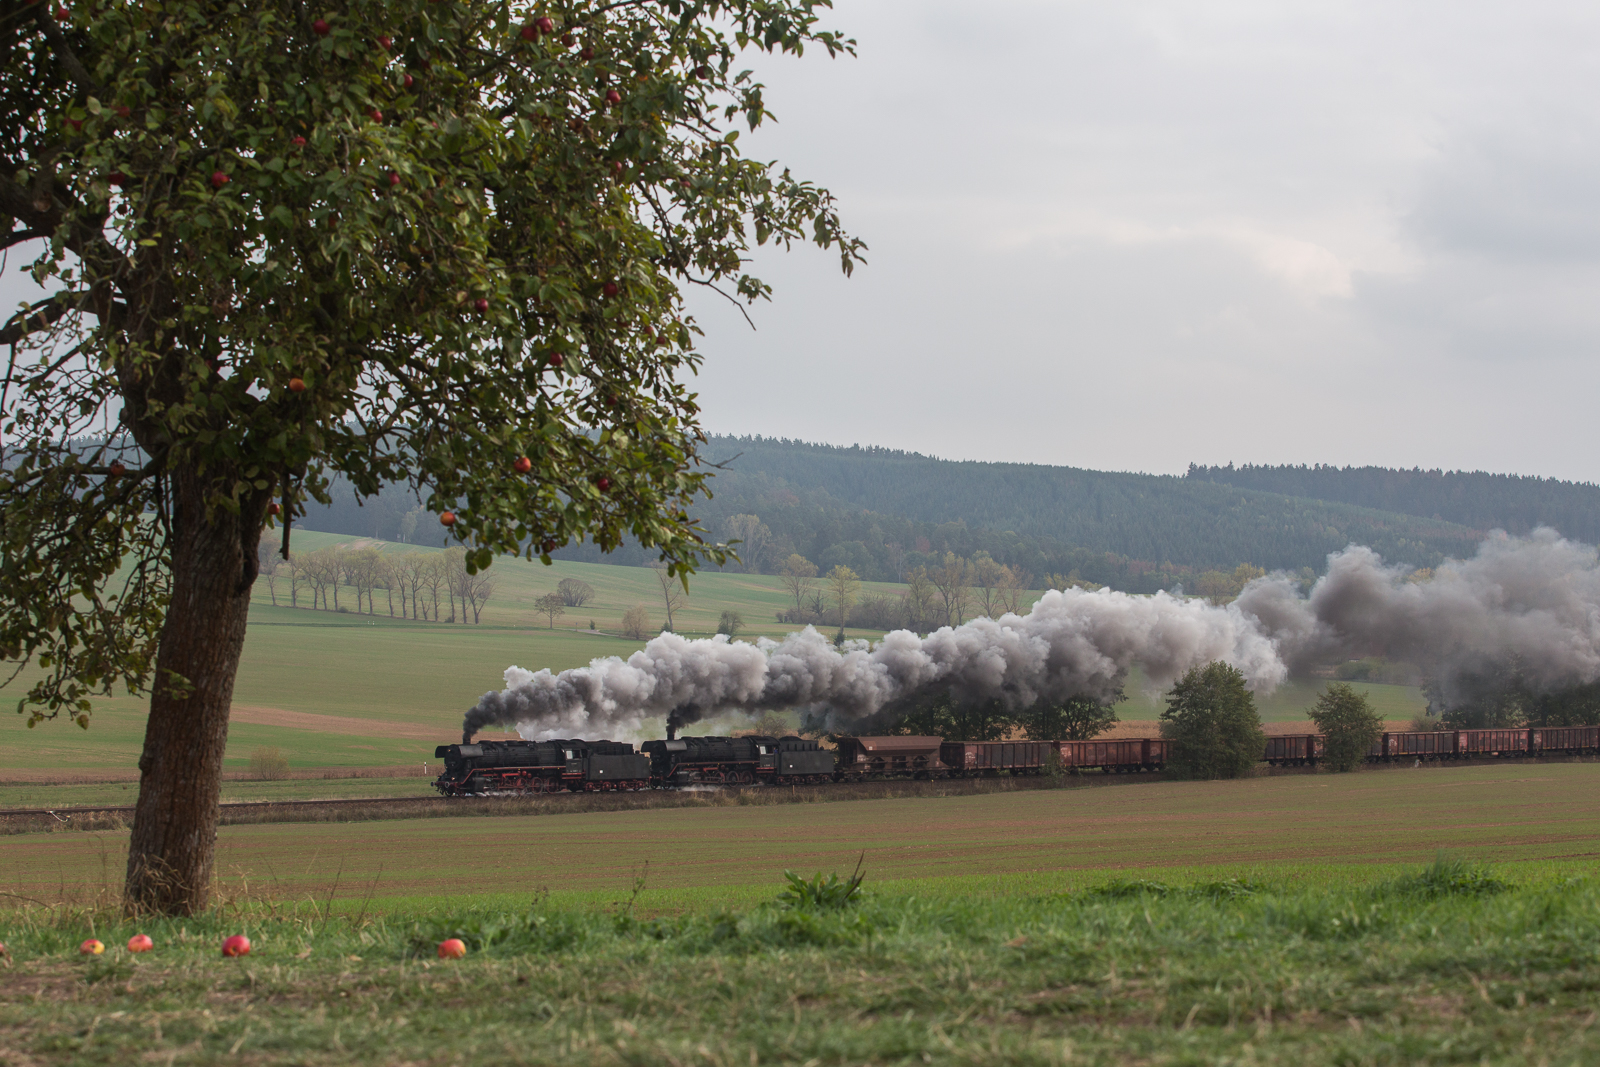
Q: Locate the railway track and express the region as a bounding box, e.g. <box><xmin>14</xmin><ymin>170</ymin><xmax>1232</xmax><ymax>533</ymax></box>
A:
<box><xmin>0</xmin><ymin>794</ymin><xmax>448</xmax><ymax>819</ymax></box>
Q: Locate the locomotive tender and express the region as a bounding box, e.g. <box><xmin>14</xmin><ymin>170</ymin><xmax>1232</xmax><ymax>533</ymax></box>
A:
<box><xmin>433</xmin><ymin>725</ymin><xmax>1600</xmax><ymax>796</ymax></box>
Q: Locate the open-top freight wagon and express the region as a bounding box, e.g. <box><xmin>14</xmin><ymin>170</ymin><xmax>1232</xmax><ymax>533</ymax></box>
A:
<box><xmin>1365</xmin><ymin>726</ymin><xmax>1600</xmax><ymax>761</ymax></box>
<box><xmin>1054</xmin><ymin>738</ymin><xmax>1167</xmax><ymax>772</ymax></box>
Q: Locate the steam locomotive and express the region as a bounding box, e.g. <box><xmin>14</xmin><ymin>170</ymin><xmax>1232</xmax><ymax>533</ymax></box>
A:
<box><xmin>433</xmin><ymin>725</ymin><xmax>1600</xmax><ymax>796</ymax></box>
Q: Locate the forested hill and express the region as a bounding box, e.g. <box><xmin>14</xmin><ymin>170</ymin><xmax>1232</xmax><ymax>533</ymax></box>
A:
<box><xmin>695</xmin><ymin>437</ymin><xmax>1481</xmax><ymax>575</ymax></box>
<box><xmin>287</xmin><ymin>437</ymin><xmax>1517</xmax><ymax>591</ymax></box>
<box><xmin>1186</xmin><ymin>464</ymin><xmax>1600</xmax><ymax>543</ymax></box>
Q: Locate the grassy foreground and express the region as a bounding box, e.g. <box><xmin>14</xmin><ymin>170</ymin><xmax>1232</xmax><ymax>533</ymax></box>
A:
<box><xmin>1</xmin><ymin>859</ymin><xmax>1597</xmax><ymax>1066</ymax></box>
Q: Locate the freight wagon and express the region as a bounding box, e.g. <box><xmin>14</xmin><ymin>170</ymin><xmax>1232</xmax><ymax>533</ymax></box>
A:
<box><xmin>1262</xmin><ymin>734</ymin><xmax>1321</xmax><ymax>766</ymax></box>
<box><xmin>938</xmin><ymin>740</ymin><xmax>1052</xmax><ymax>776</ymax></box>
<box><xmin>833</xmin><ymin>736</ymin><xmax>948</xmax><ymax>779</ymax></box>
<box><xmin>1054</xmin><ymin>738</ymin><xmax>1167</xmax><ymax>772</ymax></box>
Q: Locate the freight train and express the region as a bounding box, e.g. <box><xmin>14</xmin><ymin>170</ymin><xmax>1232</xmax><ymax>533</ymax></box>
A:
<box><xmin>433</xmin><ymin>725</ymin><xmax>1600</xmax><ymax>796</ymax></box>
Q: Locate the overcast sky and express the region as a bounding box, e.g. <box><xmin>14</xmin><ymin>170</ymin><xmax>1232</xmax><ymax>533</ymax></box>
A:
<box><xmin>9</xmin><ymin>2</ymin><xmax>1597</xmax><ymax>481</ymax></box>
<box><xmin>684</xmin><ymin>0</ymin><xmax>1600</xmax><ymax>481</ymax></box>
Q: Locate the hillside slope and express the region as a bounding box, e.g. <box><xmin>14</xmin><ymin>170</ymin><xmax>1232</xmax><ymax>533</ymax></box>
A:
<box><xmin>695</xmin><ymin>437</ymin><xmax>1482</xmax><ymax>574</ymax></box>
<box><xmin>1186</xmin><ymin>463</ymin><xmax>1600</xmax><ymax>542</ymax></box>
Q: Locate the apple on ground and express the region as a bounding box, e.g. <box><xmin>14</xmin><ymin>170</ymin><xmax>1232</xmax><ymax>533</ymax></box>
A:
<box><xmin>438</xmin><ymin>938</ymin><xmax>467</xmax><ymax>959</ymax></box>
<box><xmin>221</xmin><ymin>935</ymin><xmax>251</xmax><ymax>958</ymax></box>
<box><xmin>79</xmin><ymin>939</ymin><xmax>104</xmax><ymax>955</ymax></box>
<box><xmin>127</xmin><ymin>934</ymin><xmax>154</xmax><ymax>953</ymax></box>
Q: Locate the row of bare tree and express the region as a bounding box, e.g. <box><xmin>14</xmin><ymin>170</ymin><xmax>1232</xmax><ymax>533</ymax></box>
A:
<box><xmin>256</xmin><ymin>544</ymin><xmax>496</xmax><ymax>623</ymax></box>
<box><xmin>775</xmin><ymin>550</ymin><xmax>1033</xmax><ymax>632</ymax></box>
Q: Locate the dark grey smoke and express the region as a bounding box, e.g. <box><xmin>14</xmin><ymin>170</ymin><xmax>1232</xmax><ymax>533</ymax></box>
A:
<box><xmin>463</xmin><ymin>588</ymin><xmax>1286</xmax><ymax>741</ymax></box>
<box><xmin>1236</xmin><ymin>527</ymin><xmax>1600</xmax><ymax>708</ymax></box>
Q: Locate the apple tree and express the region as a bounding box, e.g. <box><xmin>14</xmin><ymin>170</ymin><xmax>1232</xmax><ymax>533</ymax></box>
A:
<box><xmin>0</xmin><ymin>0</ymin><xmax>862</xmax><ymax>914</ymax></box>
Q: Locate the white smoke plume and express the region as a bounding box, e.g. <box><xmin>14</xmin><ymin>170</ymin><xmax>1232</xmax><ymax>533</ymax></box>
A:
<box><xmin>1236</xmin><ymin>527</ymin><xmax>1600</xmax><ymax>706</ymax></box>
<box><xmin>462</xmin><ymin>587</ymin><xmax>1287</xmax><ymax>741</ymax></box>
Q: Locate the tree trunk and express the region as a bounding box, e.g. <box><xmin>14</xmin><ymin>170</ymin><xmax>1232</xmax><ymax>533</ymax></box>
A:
<box><xmin>125</xmin><ymin>467</ymin><xmax>261</xmax><ymax>915</ymax></box>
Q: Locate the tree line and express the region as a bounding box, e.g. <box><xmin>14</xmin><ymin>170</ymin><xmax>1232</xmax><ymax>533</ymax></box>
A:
<box><xmin>255</xmin><ymin>544</ymin><xmax>495</xmax><ymax>624</ymax></box>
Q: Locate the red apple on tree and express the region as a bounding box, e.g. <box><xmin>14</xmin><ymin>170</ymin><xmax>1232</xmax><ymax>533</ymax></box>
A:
<box><xmin>596</xmin><ymin>476</ymin><xmax>612</xmax><ymax>492</ymax></box>
<box><xmin>312</xmin><ymin>18</ymin><xmax>329</xmax><ymax>35</ymax></box>
<box><xmin>520</xmin><ymin>24</ymin><xmax>536</xmax><ymax>41</ymax></box>
<box><xmin>474</xmin><ymin>297</ymin><xmax>489</xmax><ymax>313</ymax></box>
<box><xmin>536</xmin><ymin>16</ymin><xmax>554</xmax><ymax>33</ymax></box>
<box><xmin>370</xmin><ymin>108</ymin><xmax>383</xmax><ymax>122</ymax></box>
<box><xmin>513</xmin><ymin>456</ymin><xmax>532</xmax><ymax>474</ymax></box>
<box><xmin>540</xmin><ymin>539</ymin><xmax>556</xmax><ymax>554</ymax></box>
<box><xmin>547</xmin><ymin>353</ymin><xmax>564</xmax><ymax>367</ymax></box>
<box><xmin>267</xmin><ymin>502</ymin><xmax>281</xmax><ymax>515</ymax></box>
<box><xmin>605</xmin><ymin>89</ymin><xmax>621</xmax><ymax>105</ymax></box>
<box><xmin>287</xmin><ymin>377</ymin><xmax>306</xmax><ymax>392</ymax></box>
<box><xmin>210</xmin><ymin>170</ymin><xmax>229</xmax><ymax>188</ymax></box>
<box><xmin>439</xmin><ymin>511</ymin><xmax>457</xmax><ymax>526</ymax></box>
<box><xmin>291</xmin><ymin>135</ymin><xmax>306</xmax><ymax>147</ymax></box>
<box><xmin>388</xmin><ymin>171</ymin><xmax>400</xmax><ymax>187</ymax></box>
<box><xmin>403</xmin><ymin>73</ymin><xmax>414</xmax><ymax>88</ymax></box>
<box><xmin>580</xmin><ymin>46</ymin><xmax>595</xmax><ymax>60</ymax></box>
<box><xmin>108</xmin><ymin>171</ymin><xmax>128</xmax><ymax>187</ymax></box>
<box><xmin>115</xmin><ymin>105</ymin><xmax>131</xmax><ymax>118</ymax></box>
<box><xmin>378</xmin><ymin>35</ymin><xmax>392</xmax><ymax>50</ymax></box>
<box><xmin>108</xmin><ymin>462</ymin><xmax>126</xmax><ymax>477</ymax></box>
<box><xmin>602</xmin><ymin>282</ymin><xmax>618</xmax><ymax>297</ymax></box>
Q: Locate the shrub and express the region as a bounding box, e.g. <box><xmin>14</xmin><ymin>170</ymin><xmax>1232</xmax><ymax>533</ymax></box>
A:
<box><xmin>1308</xmin><ymin>682</ymin><xmax>1384</xmax><ymax>771</ymax></box>
<box><xmin>1160</xmin><ymin>662</ymin><xmax>1265</xmax><ymax>780</ymax></box>
<box><xmin>620</xmin><ymin>604</ymin><xmax>651</xmax><ymax>640</ymax></box>
<box><xmin>716</xmin><ymin>610</ymin><xmax>743</xmax><ymax>636</ymax></box>
<box><xmin>248</xmin><ymin>747</ymin><xmax>290</xmax><ymax>781</ymax></box>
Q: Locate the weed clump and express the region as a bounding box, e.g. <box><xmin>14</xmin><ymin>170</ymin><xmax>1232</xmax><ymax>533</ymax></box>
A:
<box><xmin>778</xmin><ymin>853</ymin><xmax>865</xmax><ymax>911</ymax></box>
<box><xmin>1379</xmin><ymin>856</ymin><xmax>1510</xmax><ymax>900</ymax></box>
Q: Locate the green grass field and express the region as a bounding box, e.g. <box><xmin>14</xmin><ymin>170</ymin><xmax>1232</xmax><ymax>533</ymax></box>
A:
<box><xmin>2</xmin><ymin>764</ymin><xmax>1598</xmax><ymax>1065</ymax></box>
<box><xmin>0</xmin><ymin>532</ymin><xmax>1429</xmax><ymax>780</ymax></box>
